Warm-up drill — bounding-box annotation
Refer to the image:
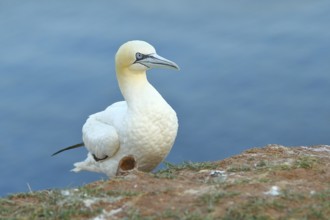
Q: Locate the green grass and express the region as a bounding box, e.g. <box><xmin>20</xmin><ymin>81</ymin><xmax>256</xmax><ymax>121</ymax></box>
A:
<box><xmin>0</xmin><ymin>190</ymin><xmax>102</xmax><ymax>220</ymax></box>
<box><xmin>155</xmin><ymin>161</ymin><xmax>219</xmax><ymax>179</ymax></box>
<box><xmin>227</xmin><ymin>164</ymin><xmax>251</xmax><ymax>172</ymax></box>
<box><xmin>199</xmin><ymin>191</ymin><xmax>240</xmax><ymax>213</ymax></box>
<box><xmin>125</xmin><ymin>208</ymin><xmax>215</xmax><ymax>220</ymax></box>
<box><xmin>0</xmin><ymin>183</ymin><xmax>140</xmax><ymax>220</ymax></box>
<box><xmin>223</xmin><ymin>190</ymin><xmax>330</xmax><ymax>220</ymax></box>
<box><xmin>195</xmin><ymin>188</ymin><xmax>330</xmax><ymax>220</ymax></box>
<box><xmin>294</xmin><ymin>156</ymin><xmax>319</xmax><ymax>169</ymax></box>
<box><xmin>1</xmin><ymin>155</ymin><xmax>329</xmax><ymax>220</ymax></box>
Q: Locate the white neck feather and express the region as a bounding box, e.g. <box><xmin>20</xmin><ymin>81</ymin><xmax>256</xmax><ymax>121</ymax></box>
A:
<box><xmin>116</xmin><ymin>68</ymin><xmax>164</xmax><ymax>109</ymax></box>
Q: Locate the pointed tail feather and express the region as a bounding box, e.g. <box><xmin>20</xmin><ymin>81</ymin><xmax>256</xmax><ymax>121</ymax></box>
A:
<box><xmin>51</xmin><ymin>142</ymin><xmax>84</xmax><ymax>156</ymax></box>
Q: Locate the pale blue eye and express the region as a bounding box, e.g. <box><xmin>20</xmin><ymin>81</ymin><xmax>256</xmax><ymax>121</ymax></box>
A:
<box><xmin>136</xmin><ymin>52</ymin><xmax>143</xmax><ymax>60</ymax></box>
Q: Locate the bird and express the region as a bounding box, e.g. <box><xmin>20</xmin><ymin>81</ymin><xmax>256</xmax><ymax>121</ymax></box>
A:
<box><xmin>52</xmin><ymin>40</ymin><xmax>180</xmax><ymax>177</ymax></box>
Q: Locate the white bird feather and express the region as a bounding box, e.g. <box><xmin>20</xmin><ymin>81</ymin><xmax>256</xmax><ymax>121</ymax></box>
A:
<box><xmin>55</xmin><ymin>40</ymin><xmax>180</xmax><ymax>177</ymax></box>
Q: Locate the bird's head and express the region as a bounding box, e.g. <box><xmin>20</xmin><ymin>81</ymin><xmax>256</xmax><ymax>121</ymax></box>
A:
<box><xmin>115</xmin><ymin>40</ymin><xmax>179</xmax><ymax>72</ymax></box>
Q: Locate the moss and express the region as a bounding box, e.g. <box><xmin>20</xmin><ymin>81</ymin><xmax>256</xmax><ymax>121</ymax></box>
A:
<box><xmin>1</xmin><ymin>145</ymin><xmax>329</xmax><ymax>220</ymax></box>
<box><xmin>155</xmin><ymin>161</ymin><xmax>219</xmax><ymax>179</ymax></box>
<box><xmin>227</xmin><ymin>164</ymin><xmax>251</xmax><ymax>172</ymax></box>
<box><xmin>125</xmin><ymin>208</ymin><xmax>215</xmax><ymax>220</ymax></box>
<box><xmin>0</xmin><ymin>190</ymin><xmax>102</xmax><ymax>220</ymax></box>
<box><xmin>294</xmin><ymin>156</ymin><xmax>319</xmax><ymax>169</ymax></box>
<box><xmin>199</xmin><ymin>191</ymin><xmax>240</xmax><ymax>213</ymax></box>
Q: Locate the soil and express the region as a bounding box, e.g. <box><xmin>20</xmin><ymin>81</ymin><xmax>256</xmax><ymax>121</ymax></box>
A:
<box><xmin>1</xmin><ymin>144</ymin><xmax>330</xmax><ymax>220</ymax></box>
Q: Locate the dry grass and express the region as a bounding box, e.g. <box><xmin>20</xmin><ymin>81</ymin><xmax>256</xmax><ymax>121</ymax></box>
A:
<box><xmin>1</xmin><ymin>145</ymin><xmax>330</xmax><ymax>220</ymax></box>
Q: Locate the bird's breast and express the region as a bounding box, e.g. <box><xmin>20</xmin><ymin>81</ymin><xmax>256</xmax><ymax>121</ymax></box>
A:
<box><xmin>123</xmin><ymin>102</ymin><xmax>178</xmax><ymax>171</ymax></box>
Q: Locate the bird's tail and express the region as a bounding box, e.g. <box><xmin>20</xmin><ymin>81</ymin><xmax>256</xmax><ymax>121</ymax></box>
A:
<box><xmin>51</xmin><ymin>142</ymin><xmax>84</xmax><ymax>156</ymax></box>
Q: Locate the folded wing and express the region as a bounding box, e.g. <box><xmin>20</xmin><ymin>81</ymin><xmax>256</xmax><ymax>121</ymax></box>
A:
<box><xmin>82</xmin><ymin>114</ymin><xmax>120</xmax><ymax>161</ymax></box>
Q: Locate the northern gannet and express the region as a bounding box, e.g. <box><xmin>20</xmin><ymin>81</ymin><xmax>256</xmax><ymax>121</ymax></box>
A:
<box><xmin>53</xmin><ymin>40</ymin><xmax>179</xmax><ymax>177</ymax></box>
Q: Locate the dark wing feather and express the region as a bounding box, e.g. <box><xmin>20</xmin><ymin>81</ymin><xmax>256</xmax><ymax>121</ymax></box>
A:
<box><xmin>51</xmin><ymin>142</ymin><xmax>84</xmax><ymax>156</ymax></box>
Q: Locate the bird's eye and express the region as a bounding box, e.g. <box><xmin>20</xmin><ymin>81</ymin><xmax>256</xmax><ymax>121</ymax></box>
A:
<box><xmin>136</xmin><ymin>52</ymin><xmax>143</xmax><ymax>60</ymax></box>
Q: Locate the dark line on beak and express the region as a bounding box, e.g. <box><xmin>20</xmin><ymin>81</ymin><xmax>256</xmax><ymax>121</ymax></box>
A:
<box><xmin>135</xmin><ymin>61</ymin><xmax>150</xmax><ymax>68</ymax></box>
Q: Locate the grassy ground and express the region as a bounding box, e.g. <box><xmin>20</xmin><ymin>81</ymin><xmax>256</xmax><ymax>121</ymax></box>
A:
<box><xmin>1</xmin><ymin>144</ymin><xmax>329</xmax><ymax>220</ymax></box>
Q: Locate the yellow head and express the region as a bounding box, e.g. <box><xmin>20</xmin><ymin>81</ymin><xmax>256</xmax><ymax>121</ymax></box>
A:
<box><xmin>115</xmin><ymin>40</ymin><xmax>179</xmax><ymax>72</ymax></box>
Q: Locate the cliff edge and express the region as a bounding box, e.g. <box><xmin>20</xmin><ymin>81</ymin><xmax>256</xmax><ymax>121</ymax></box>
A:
<box><xmin>1</xmin><ymin>144</ymin><xmax>329</xmax><ymax>219</ymax></box>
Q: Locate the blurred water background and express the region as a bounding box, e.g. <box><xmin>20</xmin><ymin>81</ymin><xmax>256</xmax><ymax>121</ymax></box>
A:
<box><xmin>1</xmin><ymin>0</ymin><xmax>330</xmax><ymax>196</ymax></box>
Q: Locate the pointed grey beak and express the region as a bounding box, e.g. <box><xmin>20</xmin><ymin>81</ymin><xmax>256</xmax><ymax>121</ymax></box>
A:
<box><xmin>135</xmin><ymin>53</ymin><xmax>180</xmax><ymax>70</ymax></box>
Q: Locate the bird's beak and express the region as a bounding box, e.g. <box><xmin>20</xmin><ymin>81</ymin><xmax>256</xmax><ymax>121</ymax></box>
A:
<box><xmin>136</xmin><ymin>53</ymin><xmax>180</xmax><ymax>70</ymax></box>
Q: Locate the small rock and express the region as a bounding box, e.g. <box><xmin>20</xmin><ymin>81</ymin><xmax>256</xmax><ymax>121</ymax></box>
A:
<box><xmin>207</xmin><ymin>170</ymin><xmax>227</xmax><ymax>183</ymax></box>
<box><xmin>264</xmin><ymin>186</ymin><xmax>280</xmax><ymax>196</ymax></box>
<box><xmin>60</xmin><ymin>190</ymin><xmax>71</xmax><ymax>196</ymax></box>
<box><xmin>210</xmin><ymin>170</ymin><xmax>226</xmax><ymax>177</ymax></box>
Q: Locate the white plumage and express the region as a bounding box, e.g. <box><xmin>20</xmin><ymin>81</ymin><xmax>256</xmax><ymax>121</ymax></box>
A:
<box><xmin>71</xmin><ymin>40</ymin><xmax>179</xmax><ymax>177</ymax></box>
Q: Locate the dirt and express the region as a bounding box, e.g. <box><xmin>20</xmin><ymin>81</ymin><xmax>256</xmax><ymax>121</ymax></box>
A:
<box><xmin>1</xmin><ymin>144</ymin><xmax>330</xmax><ymax>220</ymax></box>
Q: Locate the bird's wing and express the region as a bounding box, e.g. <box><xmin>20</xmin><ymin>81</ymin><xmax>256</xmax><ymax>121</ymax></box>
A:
<box><xmin>82</xmin><ymin>101</ymin><xmax>127</xmax><ymax>161</ymax></box>
<box><xmin>52</xmin><ymin>142</ymin><xmax>84</xmax><ymax>156</ymax></box>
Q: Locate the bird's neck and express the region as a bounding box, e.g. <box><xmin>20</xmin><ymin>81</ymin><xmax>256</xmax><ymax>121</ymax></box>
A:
<box><xmin>116</xmin><ymin>68</ymin><xmax>163</xmax><ymax>108</ymax></box>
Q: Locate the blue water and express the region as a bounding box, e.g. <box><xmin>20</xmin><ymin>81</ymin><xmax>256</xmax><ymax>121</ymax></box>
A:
<box><xmin>1</xmin><ymin>1</ymin><xmax>330</xmax><ymax>196</ymax></box>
